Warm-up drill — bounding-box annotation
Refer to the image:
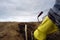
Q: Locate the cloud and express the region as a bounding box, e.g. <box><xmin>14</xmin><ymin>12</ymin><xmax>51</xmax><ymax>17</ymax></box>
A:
<box><xmin>0</xmin><ymin>0</ymin><xmax>55</xmax><ymax>22</ymax></box>
<box><xmin>0</xmin><ymin>16</ymin><xmax>38</xmax><ymax>22</ymax></box>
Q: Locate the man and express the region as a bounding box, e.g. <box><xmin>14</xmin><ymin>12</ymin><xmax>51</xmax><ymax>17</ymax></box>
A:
<box><xmin>34</xmin><ymin>0</ymin><xmax>60</xmax><ymax>40</ymax></box>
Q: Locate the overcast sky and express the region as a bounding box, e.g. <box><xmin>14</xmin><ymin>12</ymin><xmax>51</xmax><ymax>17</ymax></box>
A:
<box><xmin>0</xmin><ymin>0</ymin><xmax>55</xmax><ymax>22</ymax></box>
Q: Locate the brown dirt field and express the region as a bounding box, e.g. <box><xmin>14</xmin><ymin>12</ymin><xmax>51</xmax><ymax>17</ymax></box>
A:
<box><xmin>0</xmin><ymin>22</ymin><xmax>40</xmax><ymax>40</ymax></box>
<box><xmin>0</xmin><ymin>22</ymin><xmax>60</xmax><ymax>40</ymax></box>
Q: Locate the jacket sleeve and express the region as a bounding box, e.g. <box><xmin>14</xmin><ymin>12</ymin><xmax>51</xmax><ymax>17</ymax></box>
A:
<box><xmin>48</xmin><ymin>0</ymin><xmax>60</xmax><ymax>28</ymax></box>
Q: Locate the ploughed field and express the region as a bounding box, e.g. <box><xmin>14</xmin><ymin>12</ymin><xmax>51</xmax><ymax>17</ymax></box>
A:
<box><xmin>0</xmin><ymin>22</ymin><xmax>60</xmax><ymax>40</ymax></box>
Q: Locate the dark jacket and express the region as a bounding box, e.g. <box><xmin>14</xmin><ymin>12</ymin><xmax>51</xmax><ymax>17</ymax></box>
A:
<box><xmin>48</xmin><ymin>0</ymin><xmax>60</xmax><ymax>28</ymax></box>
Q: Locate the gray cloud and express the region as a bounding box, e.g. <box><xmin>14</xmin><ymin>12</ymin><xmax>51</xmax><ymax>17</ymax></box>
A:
<box><xmin>0</xmin><ymin>0</ymin><xmax>55</xmax><ymax>22</ymax></box>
